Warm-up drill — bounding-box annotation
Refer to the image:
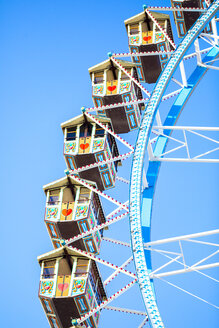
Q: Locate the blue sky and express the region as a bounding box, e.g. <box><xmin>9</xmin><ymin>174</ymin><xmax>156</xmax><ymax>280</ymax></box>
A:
<box><xmin>0</xmin><ymin>0</ymin><xmax>218</xmax><ymax>327</ymax></box>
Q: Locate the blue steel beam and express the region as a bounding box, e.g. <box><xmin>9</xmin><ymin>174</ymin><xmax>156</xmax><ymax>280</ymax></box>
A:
<box><xmin>129</xmin><ymin>2</ymin><xmax>219</xmax><ymax>328</ymax></box>
<box><xmin>143</xmin><ymin>45</ymin><xmax>219</xmax><ymax>268</ymax></box>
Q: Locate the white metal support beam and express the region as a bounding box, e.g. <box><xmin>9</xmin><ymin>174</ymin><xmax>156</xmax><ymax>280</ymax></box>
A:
<box><xmin>104</xmin><ymin>306</ymin><xmax>147</xmax><ymax>317</ymax></box>
<box><xmin>156</xmin><ymin>276</ymin><xmax>219</xmax><ymax>309</ymax></box>
<box><xmin>104</xmin><ymin>256</ymin><xmax>133</xmax><ymax>286</ymax></box>
<box><xmin>149</xmin><ymin>126</ymin><xmax>219</xmax><ymax>162</ymax></box>
<box><xmin>138</xmin><ymin>317</ymin><xmax>148</xmax><ymax>328</ymax></box>
<box><xmin>149</xmin><ymin>247</ymin><xmax>219</xmax><ymax>281</ymax></box>
<box><xmin>199</xmin><ymin>63</ymin><xmax>219</xmax><ymax>70</ymax></box>
<box><xmin>145</xmin><ymin>229</ymin><xmax>219</xmax><ymax>247</ymax></box>
<box><xmin>211</xmin><ymin>17</ymin><xmax>218</xmax><ymax>44</ymax></box>
<box><xmin>179</xmin><ymin>61</ymin><xmax>187</xmax><ymax>87</ymax></box>
<box><xmin>70</xmin><ymin>279</ymin><xmax>137</xmax><ymax>327</ymax></box>
<box><xmin>194</xmin><ymin>39</ymin><xmax>202</xmax><ymax>65</ymax></box>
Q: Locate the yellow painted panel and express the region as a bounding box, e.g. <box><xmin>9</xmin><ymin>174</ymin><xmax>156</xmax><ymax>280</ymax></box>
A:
<box><xmin>142</xmin><ymin>31</ymin><xmax>153</xmax><ymax>45</ymax></box>
<box><xmin>60</xmin><ymin>202</ymin><xmax>74</xmax><ymax>221</ymax></box>
<box><xmin>62</xmin><ymin>275</ymin><xmax>71</xmax><ymax>297</ymax></box>
<box><xmin>106</xmin><ymin>80</ymin><xmax>118</xmax><ymax>95</ymax></box>
<box><xmin>66</xmin><ymin>202</ymin><xmax>74</xmax><ymax>221</ymax></box>
<box><xmin>60</xmin><ymin>203</ymin><xmax>68</xmax><ymax>221</ymax></box>
<box><xmin>79</xmin><ymin>137</ymin><xmax>91</xmax><ymax>154</ymax></box>
<box><xmin>56</xmin><ymin>276</ymin><xmax>64</xmax><ymax>297</ymax></box>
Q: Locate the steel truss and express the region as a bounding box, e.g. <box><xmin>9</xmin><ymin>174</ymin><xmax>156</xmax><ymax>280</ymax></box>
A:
<box><xmin>148</xmin><ymin>126</ymin><xmax>219</xmax><ymax>162</ymax></box>
<box><xmin>129</xmin><ymin>2</ymin><xmax>219</xmax><ymax>328</ymax></box>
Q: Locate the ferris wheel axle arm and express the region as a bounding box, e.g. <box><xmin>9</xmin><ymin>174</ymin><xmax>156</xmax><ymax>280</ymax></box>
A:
<box><xmin>146</xmin><ymin>6</ymin><xmax>206</xmax><ymax>13</ymax></box>
<box><xmin>144</xmin><ymin>8</ymin><xmax>176</xmax><ymax>49</ymax></box>
<box><xmin>150</xmin><ymin>255</ymin><xmax>182</xmax><ymax>276</ymax></box>
<box><xmin>149</xmin><ymin>124</ymin><xmax>219</xmax><ymax>162</ymax></box>
<box><xmin>149</xmin><ymin>252</ymin><xmax>219</xmax><ymax>281</ymax></box>
<box><xmin>154</xmin><ymin>126</ymin><xmax>219</xmax><ymax>131</ymax></box>
<box><xmin>106</xmin><ymin>200</ymin><xmax>129</xmax><ymax>219</ymax></box>
<box><xmin>156</xmin><ymin>276</ymin><xmax>219</xmax><ymax>310</ymax></box>
<box><xmin>113</xmin><ymin>46</ymin><xmax>211</xmax><ymax>59</ymax></box>
<box><xmin>71</xmin><ymin>279</ymin><xmax>137</xmax><ymax>327</ymax></box>
<box><xmin>201</xmin><ymin>32</ymin><xmax>219</xmax><ymax>39</ymax></box>
<box><xmin>138</xmin><ymin>316</ymin><xmax>148</xmax><ymax>328</ymax></box>
<box><xmin>71</xmin><ymin>175</ymin><xmax>129</xmax><ymax>210</ymax></box>
<box><xmin>104</xmin><ymin>256</ymin><xmax>133</xmax><ymax>286</ymax></box>
<box><xmin>145</xmin><ymin>229</ymin><xmax>219</xmax><ymax>247</ymax></box>
<box><xmin>199</xmin><ymin>62</ymin><xmax>219</xmax><ymax>70</ymax></box>
<box><xmin>85</xmin><ymin>112</ymin><xmax>134</xmax><ymax>150</ymax></box>
<box><xmin>69</xmin><ymin>246</ymin><xmax>136</xmax><ymax>279</ymax></box>
<box><xmin>111</xmin><ymin>57</ymin><xmax>151</xmax><ymax>97</ymax></box>
<box><xmin>190</xmin><ymin>250</ymin><xmax>219</xmax><ymax>269</ymax></box>
<box><xmin>64</xmin><ymin>211</ymin><xmax>128</xmax><ymax>245</ymax></box>
<box><xmin>85</xmin><ymin>97</ymin><xmax>148</xmax><ymax>112</ymax></box>
<box><xmin>68</xmin><ymin>150</ymin><xmax>133</xmax><ymax>174</ymax></box>
<box><xmin>199</xmin><ymin>34</ymin><xmax>216</xmax><ymax>46</ymax></box>
<box><xmin>151</xmin><ymin>154</ymin><xmax>219</xmax><ymax>163</ymax></box>
<box><xmin>104</xmin><ymin>305</ymin><xmax>147</xmax><ymax>317</ymax></box>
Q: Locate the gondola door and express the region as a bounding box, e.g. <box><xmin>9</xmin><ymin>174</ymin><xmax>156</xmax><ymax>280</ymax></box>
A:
<box><xmin>55</xmin><ymin>258</ymin><xmax>73</xmax><ymax>297</ymax></box>
<box><xmin>78</xmin><ymin>122</ymin><xmax>93</xmax><ymax>154</ymax></box>
<box><xmin>60</xmin><ymin>187</ymin><xmax>75</xmax><ymax>221</ymax></box>
<box><xmin>106</xmin><ymin>80</ymin><xmax>118</xmax><ymax>95</ymax></box>
<box><xmin>56</xmin><ymin>275</ymin><xmax>71</xmax><ymax>297</ymax></box>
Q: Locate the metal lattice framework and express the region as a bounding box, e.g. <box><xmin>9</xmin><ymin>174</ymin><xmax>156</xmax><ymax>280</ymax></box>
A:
<box><xmin>40</xmin><ymin>2</ymin><xmax>219</xmax><ymax>328</ymax></box>
<box><xmin>129</xmin><ymin>2</ymin><xmax>219</xmax><ymax>327</ymax></box>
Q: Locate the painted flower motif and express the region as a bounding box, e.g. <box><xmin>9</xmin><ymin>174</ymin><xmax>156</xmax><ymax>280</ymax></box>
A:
<box><xmin>47</xmin><ymin>208</ymin><xmax>58</xmax><ymax>219</ymax></box>
<box><xmin>93</xmin><ymin>85</ymin><xmax>104</xmax><ymax>95</ymax></box>
<box><xmin>65</xmin><ymin>142</ymin><xmax>76</xmax><ymax>154</ymax></box>
<box><xmin>119</xmin><ymin>82</ymin><xmax>131</xmax><ymax>93</ymax></box>
<box><xmin>93</xmin><ymin>139</ymin><xmax>104</xmax><ymax>152</ymax></box>
<box><xmin>155</xmin><ymin>32</ymin><xmax>165</xmax><ymax>43</ymax></box>
<box><xmin>41</xmin><ymin>281</ymin><xmax>54</xmax><ymax>294</ymax></box>
<box><xmin>130</xmin><ymin>35</ymin><xmax>140</xmax><ymax>45</ymax></box>
<box><xmin>75</xmin><ymin>206</ymin><xmax>88</xmax><ymax>218</ymax></box>
<box><xmin>72</xmin><ymin>279</ymin><xmax>86</xmax><ymax>295</ymax></box>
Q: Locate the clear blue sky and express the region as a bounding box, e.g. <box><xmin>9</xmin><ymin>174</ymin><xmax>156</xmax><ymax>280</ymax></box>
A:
<box><xmin>0</xmin><ymin>0</ymin><xmax>218</xmax><ymax>327</ymax></box>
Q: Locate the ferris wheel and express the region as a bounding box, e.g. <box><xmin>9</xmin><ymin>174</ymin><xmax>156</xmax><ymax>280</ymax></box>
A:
<box><xmin>38</xmin><ymin>1</ymin><xmax>219</xmax><ymax>328</ymax></box>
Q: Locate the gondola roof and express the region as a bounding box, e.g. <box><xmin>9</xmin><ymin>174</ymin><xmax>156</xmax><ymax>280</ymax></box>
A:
<box><xmin>88</xmin><ymin>58</ymin><xmax>136</xmax><ymax>75</ymax></box>
<box><xmin>38</xmin><ymin>246</ymin><xmax>85</xmax><ymax>264</ymax></box>
<box><xmin>43</xmin><ymin>176</ymin><xmax>96</xmax><ymax>193</ymax></box>
<box><xmin>124</xmin><ymin>10</ymin><xmax>170</xmax><ymax>28</ymax></box>
<box><xmin>61</xmin><ymin>113</ymin><xmax>110</xmax><ymax>131</ymax></box>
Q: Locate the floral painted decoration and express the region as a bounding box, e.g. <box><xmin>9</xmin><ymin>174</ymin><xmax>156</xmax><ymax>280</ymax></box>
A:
<box><xmin>119</xmin><ymin>82</ymin><xmax>131</xmax><ymax>93</ymax></box>
<box><xmin>72</xmin><ymin>279</ymin><xmax>86</xmax><ymax>296</ymax></box>
<box><xmin>75</xmin><ymin>205</ymin><xmax>88</xmax><ymax>219</ymax></box>
<box><xmin>92</xmin><ymin>139</ymin><xmax>104</xmax><ymax>152</ymax></box>
<box><xmin>93</xmin><ymin>85</ymin><xmax>104</xmax><ymax>96</ymax></box>
<box><xmin>155</xmin><ymin>32</ymin><xmax>165</xmax><ymax>43</ymax></box>
<box><xmin>41</xmin><ymin>281</ymin><xmax>54</xmax><ymax>295</ymax></box>
<box><xmin>46</xmin><ymin>208</ymin><xmax>58</xmax><ymax>220</ymax></box>
<box><xmin>65</xmin><ymin>142</ymin><xmax>76</xmax><ymax>154</ymax></box>
<box><xmin>129</xmin><ymin>35</ymin><xmax>140</xmax><ymax>45</ymax></box>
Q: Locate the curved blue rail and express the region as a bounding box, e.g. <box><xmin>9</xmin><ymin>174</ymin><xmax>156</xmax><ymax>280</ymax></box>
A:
<box><xmin>129</xmin><ymin>2</ymin><xmax>219</xmax><ymax>327</ymax></box>
<box><xmin>142</xmin><ymin>45</ymin><xmax>219</xmax><ymax>268</ymax></box>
